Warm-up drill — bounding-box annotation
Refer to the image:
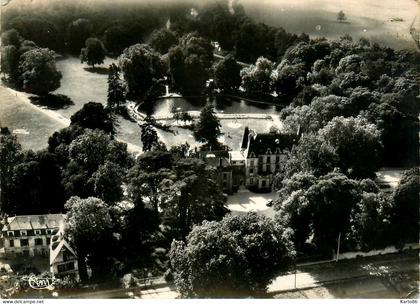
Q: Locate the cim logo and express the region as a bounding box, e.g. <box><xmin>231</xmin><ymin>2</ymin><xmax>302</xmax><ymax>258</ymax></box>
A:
<box><xmin>21</xmin><ymin>275</ymin><xmax>56</xmax><ymax>290</ymax></box>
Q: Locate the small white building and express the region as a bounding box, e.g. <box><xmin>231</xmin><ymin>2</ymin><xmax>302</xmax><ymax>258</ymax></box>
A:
<box><xmin>50</xmin><ymin>229</ymin><xmax>79</xmax><ymax>280</ymax></box>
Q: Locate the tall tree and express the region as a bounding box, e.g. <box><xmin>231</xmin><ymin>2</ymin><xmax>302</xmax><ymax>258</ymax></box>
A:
<box><xmin>1</xmin><ymin>45</ymin><xmax>20</xmax><ymax>83</ymax></box>
<box><xmin>8</xmin><ymin>150</ymin><xmax>65</xmax><ymax>215</ymax></box>
<box><xmin>183</xmin><ymin>54</ymin><xmax>208</xmax><ymax>95</ymax></box>
<box><xmin>70</xmin><ymin>102</ymin><xmax>115</xmax><ymax>135</ymax></box>
<box><xmin>92</xmin><ymin>161</ymin><xmax>124</xmax><ymax>205</ymax></box>
<box><xmin>18</xmin><ymin>48</ymin><xmax>62</xmax><ymax>96</ymax></box>
<box><xmin>160</xmin><ymin>158</ymin><xmax>228</xmax><ymax>240</ymax></box>
<box><xmin>1</xmin><ymin>29</ymin><xmax>22</xmax><ymax>48</ymax></box>
<box><xmin>193</xmin><ymin>105</ymin><xmax>221</xmax><ymax>148</ymax></box>
<box><xmin>62</xmin><ymin>129</ymin><xmax>130</xmax><ymax>198</ymax></box>
<box><xmin>273</xmin><ymin>61</ymin><xmax>307</xmax><ymax>102</ymax></box>
<box><xmin>0</xmin><ymin>130</ymin><xmax>23</xmax><ymax>213</ymax></box>
<box><xmin>149</xmin><ymin>28</ymin><xmax>178</xmax><ymax>54</ymax></box>
<box><xmin>80</xmin><ymin>38</ymin><xmax>106</xmax><ymax>68</ymax></box>
<box><xmin>240</xmin><ymin>57</ymin><xmax>274</xmax><ymax>97</ymax></box>
<box><xmin>170</xmin><ymin>212</ymin><xmax>295</xmax><ymax>298</ymax></box>
<box><xmin>118</xmin><ymin>44</ymin><xmax>164</xmax><ymax>99</ymax></box>
<box><xmin>140</xmin><ymin>121</ymin><xmax>159</xmax><ymax>152</ymax></box>
<box><xmin>168</xmin><ymin>45</ymin><xmax>186</xmax><ymax>92</ymax></box>
<box><xmin>337</xmin><ymin>10</ymin><xmax>347</xmax><ymax>22</ymax></box>
<box><xmin>126</xmin><ymin>151</ymin><xmax>173</xmax><ymax>212</ymax></box>
<box><xmin>319</xmin><ymin>116</ymin><xmax>382</xmax><ymax>179</ymax></box>
<box><xmin>276</xmin><ymin>172</ymin><xmax>370</xmax><ymax>253</ymax></box>
<box><xmin>274</xmin><ymin>172</ymin><xmax>317</xmax><ymax>251</ymax></box>
<box><xmin>64</xmin><ymin>196</ymin><xmax>117</xmax><ymax>282</ymax></box>
<box><xmin>348</xmin><ymin>192</ymin><xmax>393</xmax><ymax>251</ymax></box>
<box><xmin>107</xmin><ymin>63</ymin><xmax>125</xmax><ymax>109</ymax></box>
<box><xmin>389</xmin><ymin>168</ymin><xmax>419</xmax><ymax>245</ymax></box>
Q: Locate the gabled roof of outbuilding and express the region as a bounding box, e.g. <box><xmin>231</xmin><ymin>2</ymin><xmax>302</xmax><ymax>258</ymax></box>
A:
<box><xmin>2</xmin><ymin>214</ymin><xmax>64</xmax><ymax>231</ymax></box>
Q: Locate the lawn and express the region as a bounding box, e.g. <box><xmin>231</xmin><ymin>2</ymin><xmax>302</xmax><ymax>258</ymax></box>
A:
<box><xmin>241</xmin><ymin>0</ymin><xmax>418</xmax><ymax>50</ymax></box>
<box><xmin>0</xmin><ymin>85</ymin><xmax>67</xmax><ymax>151</ymax></box>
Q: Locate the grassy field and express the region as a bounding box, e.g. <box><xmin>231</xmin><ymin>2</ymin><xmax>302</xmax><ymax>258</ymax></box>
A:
<box><xmin>241</xmin><ymin>0</ymin><xmax>419</xmax><ymax>50</ymax></box>
<box><xmin>0</xmin><ymin>86</ymin><xmax>67</xmax><ymax>151</ymax></box>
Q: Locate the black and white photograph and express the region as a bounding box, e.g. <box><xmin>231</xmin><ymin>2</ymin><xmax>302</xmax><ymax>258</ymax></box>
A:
<box><xmin>0</xmin><ymin>0</ymin><xmax>419</xmax><ymax>301</ymax></box>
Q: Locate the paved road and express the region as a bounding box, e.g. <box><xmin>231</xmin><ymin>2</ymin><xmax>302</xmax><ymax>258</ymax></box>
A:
<box><xmin>269</xmin><ymin>252</ymin><xmax>418</xmax><ymax>294</ymax></box>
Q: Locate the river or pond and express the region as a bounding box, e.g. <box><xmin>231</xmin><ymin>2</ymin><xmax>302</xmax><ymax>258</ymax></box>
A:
<box><xmin>142</xmin><ymin>96</ymin><xmax>282</xmax><ymax>116</ymax></box>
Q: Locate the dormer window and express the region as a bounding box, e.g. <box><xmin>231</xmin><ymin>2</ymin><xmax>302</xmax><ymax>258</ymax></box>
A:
<box><xmin>250</xmin><ymin>152</ymin><xmax>256</xmax><ymax>158</ymax></box>
<box><xmin>20</xmin><ymin>230</ymin><xmax>27</xmax><ymax>236</ymax></box>
<box><xmin>7</xmin><ymin>231</ymin><xmax>14</xmax><ymax>237</ymax></box>
<box><xmin>275</xmin><ymin>148</ymin><xmax>281</xmax><ymax>154</ymax></box>
<box><xmin>34</xmin><ymin>230</ymin><xmax>41</xmax><ymax>235</ymax></box>
<box><xmin>267</xmin><ymin>148</ymin><xmax>272</xmax><ymax>154</ymax></box>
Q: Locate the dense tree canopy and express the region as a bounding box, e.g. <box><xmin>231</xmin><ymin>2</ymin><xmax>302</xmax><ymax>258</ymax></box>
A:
<box><xmin>1</xmin><ymin>45</ymin><xmax>20</xmax><ymax>83</ymax></box>
<box><xmin>0</xmin><ymin>131</ymin><xmax>23</xmax><ymax>213</ymax></box>
<box><xmin>348</xmin><ymin>192</ymin><xmax>393</xmax><ymax>251</ymax></box>
<box><xmin>5</xmin><ymin>17</ymin><xmax>59</xmax><ymax>51</ymax></box>
<box><xmin>126</xmin><ymin>151</ymin><xmax>173</xmax><ymax>211</ymax></box>
<box><xmin>170</xmin><ymin>212</ymin><xmax>295</xmax><ymax>298</ymax></box>
<box><xmin>149</xmin><ymin>28</ymin><xmax>178</xmax><ymax>55</ymax></box>
<box><xmin>118</xmin><ymin>44</ymin><xmax>164</xmax><ymax>99</ymax></box>
<box><xmin>319</xmin><ymin>116</ymin><xmax>382</xmax><ymax>178</ymax></box>
<box><xmin>8</xmin><ymin>151</ymin><xmax>65</xmax><ymax>215</ymax></box>
<box><xmin>64</xmin><ymin>196</ymin><xmax>117</xmax><ymax>282</ymax></box>
<box><xmin>62</xmin><ymin>129</ymin><xmax>130</xmax><ymax>198</ymax></box>
<box><xmin>65</xmin><ymin>18</ymin><xmax>93</xmax><ymax>54</ymax></box>
<box><xmin>275</xmin><ymin>172</ymin><xmax>380</xmax><ymax>253</ymax></box>
<box><xmin>160</xmin><ymin>158</ymin><xmax>228</xmax><ymax>240</ymax></box>
<box><xmin>166</xmin><ymin>32</ymin><xmax>213</xmax><ymax>95</ymax></box>
<box><xmin>389</xmin><ymin>168</ymin><xmax>419</xmax><ymax>245</ymax></box>
<box><xmin>92</xmin><ymin>161</ymin><xmax>124</xmax><ymax>205</ymax></box>
<box><xmin>213</xmin><ymin>54</ymin><xmax>241</xmax><ymax>93</ymax></box>
<box><xmin>102</xmin><ymin>24</ymin><xmax>132</xmax><ymax>56</ymax></box>
<box><xmin>1</xmin><ymin>29</ymin><xmax>22</xmax><ymax>48</ymax></box>
<box><xmin>70</xmin><ymin>102</ymin><xmax>116</xmax><ymax>135</ymax></box>
<box><xmin>18</xmin><ymin>48</ymin><xmax>62</xmax><ymax>96</ymax></box>
<box><xmin>240</xmin><ymin>57</ymin><xmax>274</xmax><ymax>97</ymax></box>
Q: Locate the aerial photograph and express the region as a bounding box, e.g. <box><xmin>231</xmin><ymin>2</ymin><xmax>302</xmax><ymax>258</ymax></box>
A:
<box><xmin>0</xmin><ymin>0</ymin><xmax>418</xmax><ymax>300</ymax></box>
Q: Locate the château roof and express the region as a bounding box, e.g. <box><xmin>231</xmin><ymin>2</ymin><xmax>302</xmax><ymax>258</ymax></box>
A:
<box><xmin>246</xmin><ymin>132</ymin><xmax>298</xmax><ymax>157</ymax></box>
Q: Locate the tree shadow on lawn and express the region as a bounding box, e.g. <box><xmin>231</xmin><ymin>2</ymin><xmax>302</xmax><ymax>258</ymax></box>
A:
<box><xmin>29</xmin><ymin>93</ymin><xmax>74</xmax><ymax>110</ymax></box>
<box><xmin>83</xmin><ymin>66</ymin><xmax>110</xmax><ymax>75</ymax></box>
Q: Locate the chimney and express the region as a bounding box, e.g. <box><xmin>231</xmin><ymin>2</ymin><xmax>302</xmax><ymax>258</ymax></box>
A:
<box><xmin>219</xmin><ymin>157</ymin><xmax>223</xmax><ymax>167</ymax></box>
